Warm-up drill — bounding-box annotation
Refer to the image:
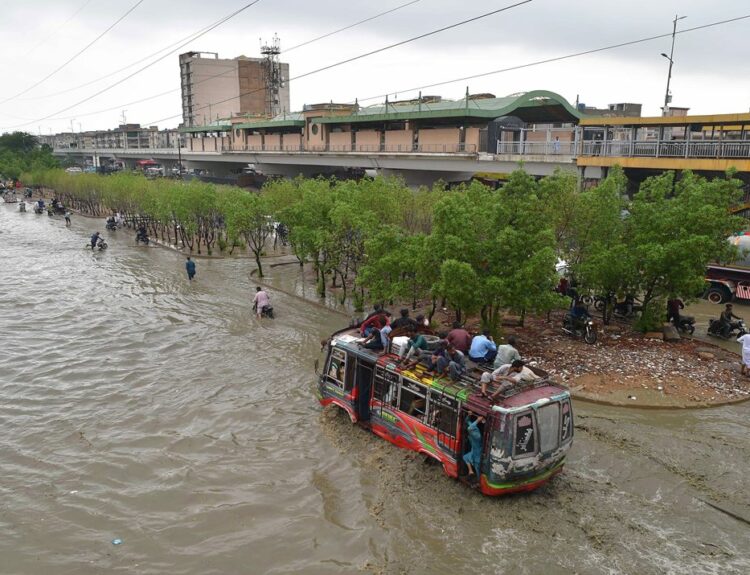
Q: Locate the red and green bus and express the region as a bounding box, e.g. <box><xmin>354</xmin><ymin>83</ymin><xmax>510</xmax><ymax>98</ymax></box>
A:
<box><xmin>317</xmin><ymin>327</ymin><xmax>574</xmax><ymax>496</ymax></box>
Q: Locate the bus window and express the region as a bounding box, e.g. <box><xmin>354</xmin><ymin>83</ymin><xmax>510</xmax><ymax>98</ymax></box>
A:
<box><xmin>537</xmin><ymin>403</ymin><xmax>561</xmax><ymax>453</ymax></box>
<box><xmin>399</xmin><ymin>379</ymin><xmax>427</xmax><ymax>421</ymax></box>
<box><xmin>561</xmin><ymin>400</ymin><xmax>573</xmax><ymax>443</ymax></box>
<box><xmin>327</xmin><ymin>348</ymin><xmax>347</xmax><ymax>388</ymax></box>
<box><xmin>374</xmin><ymin>366</ymin><xmax>399</xmax><ymax>408</ymax></box>
<box><xmin>512</xmin><ymin>411</ymin><xmax>537</xmax><ymax>458</ymax></box>
<box><xmin>427</xmin><ymin>391</ymin><xmax>458</xmax><ymax>438</ymax></box>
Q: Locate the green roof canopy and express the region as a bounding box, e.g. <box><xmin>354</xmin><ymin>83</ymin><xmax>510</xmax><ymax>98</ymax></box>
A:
<box><xmin>312</xmin><ymin>90</ymin><xmax>582</xmax><ymax>125</ymax></box>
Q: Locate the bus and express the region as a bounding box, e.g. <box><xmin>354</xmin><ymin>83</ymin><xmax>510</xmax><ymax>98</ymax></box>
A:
<box><xmin>317</xmin><ymin>326</ymin><xmax>574</xmax><ymax>496</ymax></box>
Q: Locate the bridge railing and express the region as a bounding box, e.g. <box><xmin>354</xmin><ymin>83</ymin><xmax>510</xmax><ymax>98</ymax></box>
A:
<box><xmin>579</xmin><ymin>139</ymin><xmax>750</xmax><ymax>159</ymax></box>
<box><xmin>235</xmin><ymin>143</ymin><xmax>478</xmax><ymax>154</ymax></box>
<box><xmin>495</xmin><ymin>141</ymin><xmax>575</xmax><ymax>156</ymax></box>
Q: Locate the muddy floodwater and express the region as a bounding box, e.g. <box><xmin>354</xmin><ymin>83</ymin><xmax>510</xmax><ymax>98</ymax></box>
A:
<box><xmin>1</xmin><ymin>203</ymin><xmax>749</xmax><ymax>575</ymax></box>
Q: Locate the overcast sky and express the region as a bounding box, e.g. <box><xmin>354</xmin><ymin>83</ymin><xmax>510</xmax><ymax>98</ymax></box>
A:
<box><xmin>0</xmin><ymin>0</ymin><xmax>748</xmax><ymax>134</ymax></box>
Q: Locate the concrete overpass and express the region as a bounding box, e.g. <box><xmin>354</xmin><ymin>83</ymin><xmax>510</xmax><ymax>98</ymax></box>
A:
<box><xmin>53</xmin><ymin>146</ymin><xmax>583</xmax><ymax>185</ymax></box>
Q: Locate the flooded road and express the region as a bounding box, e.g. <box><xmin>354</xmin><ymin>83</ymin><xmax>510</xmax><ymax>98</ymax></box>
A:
<box><xmin>1</xmin><ymin>203</ymin><xmax>749</xmax><ymax>575</ymax></box>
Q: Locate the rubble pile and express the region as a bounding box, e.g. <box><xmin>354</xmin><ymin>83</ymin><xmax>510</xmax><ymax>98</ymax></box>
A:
<box><xmin>510</xmin><ymin>311</ymin><xmax>750</xmax><ymax>403</ymax></box>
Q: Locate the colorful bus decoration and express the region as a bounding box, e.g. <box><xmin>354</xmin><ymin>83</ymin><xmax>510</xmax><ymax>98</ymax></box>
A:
<box><xmin>317</xmin><ymin>327</ymin><xmax>574</xmax><ymax>496</ymax></box>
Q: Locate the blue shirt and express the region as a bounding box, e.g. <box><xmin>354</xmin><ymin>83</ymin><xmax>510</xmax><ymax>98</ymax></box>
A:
<box><xmin>380</xmin><ymin>324</ymin><xmax>392</xmax><ymax>348</ymax></box>
<box><xmin>186</xmin><ymin>260</ymin><xmax>196</xmax><ymax>274</ymax></box>
<box><xmin>469</xmin><ymin>335</ymin><xmax>496</xmax><ymax>358</ymax></box>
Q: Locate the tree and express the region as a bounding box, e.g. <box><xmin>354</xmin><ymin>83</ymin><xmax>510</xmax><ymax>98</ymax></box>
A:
<box><xmin>627</xmin><ymin>170</ymin><xmax>743</xmax><ymax>329</ymax></box>
<box><xmin>221</xmin><ymin>189</ymin><xmax>273</xmax><ymax>277</ymax></box>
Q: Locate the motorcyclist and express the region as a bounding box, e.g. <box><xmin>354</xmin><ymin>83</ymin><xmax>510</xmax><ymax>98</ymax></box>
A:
<box><xmin>252</xmin><ymin>286</ymin><xmax>271</xmax><ymax>318</ymax></box>
<box><xmin>666</xmin><ymin>298</ymin><xmax>684</xmax><ymax>326</ymax></box>
<box><xmin>136</xmin><ymin>224</ymin><xmax>149</xmax><ymax>243</ymax></box>
<box><xmin>90</xmin><ymin>231</ymin><xmax>101</xmax><ymax>250</ymax></box>
<box><xmin>719</xmin><ymin>303</ymin><xmax>742</xmax><ymax>337</ymax></box>
<box><xmin>568</xmin><ymin>299</ymin><xmax>591</xmax><ymax>332</ymax></box>
<box><xmin>106</xmin><ymin>215</ymin><xmax>117</xmax><ymax>230</ymax></box>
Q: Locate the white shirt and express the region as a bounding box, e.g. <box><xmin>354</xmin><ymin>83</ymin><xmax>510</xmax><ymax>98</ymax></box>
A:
<box><xmin>253</xmin><ymin>291</ymin><xmax>270</xmax><ymax>308</ymax></box>
<box><xmin>492</xmin><ymin>364</ymin><xmax>539</xmax><ymax>383</ymax></box>
<box><xmin>737</xmin><ymin>334</ymin><xmax>750</xmax><ymax>353</ymax></box>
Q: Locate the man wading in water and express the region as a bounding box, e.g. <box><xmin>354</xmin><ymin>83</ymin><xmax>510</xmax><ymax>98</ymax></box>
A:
<box><xmin>185</xmin><ymin>256</ymin><xmax>196</xmax><ymax>281</ymax></box>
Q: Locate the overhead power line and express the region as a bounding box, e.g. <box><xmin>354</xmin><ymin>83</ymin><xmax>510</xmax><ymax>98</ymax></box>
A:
<box><xmin>20</xmin><ymin>1</ymin><xmax>266</xmax><ymax>102</ymax></box>
<box><xmin>142</xmin><ymin>0</ymin><xmax>533</xmax><ymax>126</ymax></box>
<box><xmin>355</xmin><ymin>13</ymin><xmax>750</xmax><ymax>103</ymax></box>
<box><xmin>16</xmin><ymin>0</ymin><xmax>96</xmax><ymax>61</ymax></box>
<box><xmin>1</xmin><ymin>0</ymin><xmax>145</xmax><ymax>105</ymax></box>
<box><xmin>283</xmin><ymin>0</ymin><xmax>422</xmax><ymax>53</ymax></box>
<box><xmin>31</xmin><ymin>0</ymin><xmax>425</xmax><ymax>121</ymax></box>
<box><xmin>1</xmin><ymin>0</ymin><xmax>263</xmax><ymax>130</ymax></box>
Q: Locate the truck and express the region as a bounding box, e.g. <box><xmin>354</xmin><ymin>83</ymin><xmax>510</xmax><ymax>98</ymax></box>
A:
<box><xmin>704</xmin><ymin>233</ymin><xmax>750</xmax><ymax>304</ymax></box>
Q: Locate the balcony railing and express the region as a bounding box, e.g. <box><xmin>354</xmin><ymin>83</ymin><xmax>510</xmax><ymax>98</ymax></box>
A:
<box><xmin>495</xmin><ymin>141</ymin><xmax>575</xmax><ymax>156</ymax></box>
<box><xmin>578</xmin><ymin>139</ymin><xmax>750</xmax><ymax>159</ymax></box>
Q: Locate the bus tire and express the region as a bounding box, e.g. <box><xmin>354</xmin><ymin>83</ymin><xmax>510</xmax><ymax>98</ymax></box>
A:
<box><xmin>705</xmin><ymin>287</ymin><xmax>730</xmax><ymax>304</ymax></box>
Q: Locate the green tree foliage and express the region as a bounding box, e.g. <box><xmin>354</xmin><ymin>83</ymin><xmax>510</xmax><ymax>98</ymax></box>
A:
<box><xmin>25</xmin><ymin>164</ymin><xmax>741</xmax><ymax>334</ymax></box>
<box><xmin>0</xmin><ymin>132</ymin><xmax>58</xmax><ymax>182</ymax></box>
<box><xmin>564</xmin><ymin>168</ymin><xmax>744</xmax><ymax>330</ymax></box>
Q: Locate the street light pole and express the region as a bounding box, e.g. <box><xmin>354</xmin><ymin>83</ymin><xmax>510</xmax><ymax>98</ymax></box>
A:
<box><xmin>661</xmin><ymin>14</ymin><xmax>686</xmax><ymax>116</ymax></box>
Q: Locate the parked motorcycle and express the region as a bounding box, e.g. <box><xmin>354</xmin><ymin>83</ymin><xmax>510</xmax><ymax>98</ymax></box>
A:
<box><xmin>562</xmin><ymin>313</ymin><xmax>597</xmax><ymax>344</ymax></box>
<box><xmin>707</xmin><ymin>318</ymin><xmax>748</xmax><ymax>339</ymax></box>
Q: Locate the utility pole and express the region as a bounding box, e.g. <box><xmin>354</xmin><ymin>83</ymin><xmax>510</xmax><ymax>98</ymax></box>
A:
<box><xmin>661</xmin><ymin>14</ymin><xmax>686</xmax><ymax>116</ymax></box>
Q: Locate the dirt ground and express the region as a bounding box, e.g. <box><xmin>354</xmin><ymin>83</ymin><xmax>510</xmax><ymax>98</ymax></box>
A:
<box><xmin>495</xmin><ymin>310</ymin><xmax>750</xmax><ymax>408</ymax></box>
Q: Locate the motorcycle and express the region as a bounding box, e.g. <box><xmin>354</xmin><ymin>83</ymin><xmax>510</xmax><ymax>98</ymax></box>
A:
<box><xmin>105</xmin><ymin>219</ymin><xmax>118</xmax><ymax>231</ymax></box>
<box><xmin>707</xmin><ymin>318</ymin><xmax>748</xmax><ymax>339</ymax></box>
<box><xmin>33</xmin><ymin>205</ymin><xmax>44</xmax><ymax>214</ymax></box>
<box><xmin>254</xmin><ymin>303</ymin><xmax>274</xmax><ymax>319</ymax></box>
<box><xmin>562</xmin><ymin>313</ymin><xmax>597</xmax><ymax>344</ymax></box>
<box><xmin>135</xmin><ymin>231</ymin><xmax>150</xmax><ymax>245</ymax></box>
<box><xmin>673</xmin><ymin>315</ymin><xmax>695</xmax><ymax>335</ymax></box>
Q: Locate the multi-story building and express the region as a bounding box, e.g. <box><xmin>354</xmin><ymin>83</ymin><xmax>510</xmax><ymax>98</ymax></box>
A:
<box><xmin>179</xmin><ymin>51</ymin><xmax>290</xmax><ymax>127</ymax></box>
<box><xmin>40</xmin><ymin>124</ymin><xmax>179</xmax><ymax>150</ymax></box>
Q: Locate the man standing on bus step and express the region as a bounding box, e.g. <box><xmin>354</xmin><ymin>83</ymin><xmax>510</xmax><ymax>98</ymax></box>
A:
<box><xmin>185</xmin><ymin>256</ymin><xmax>196</xmax><ymax>281</ymax></box>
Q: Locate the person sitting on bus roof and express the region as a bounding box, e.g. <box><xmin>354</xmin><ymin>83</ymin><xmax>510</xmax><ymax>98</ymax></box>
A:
<box><xmin>480</xmin><ymin>372</ymin><xmax>513</xmax><ymax>401</ymax></box>
<box><xmin>364</xmin><ymin>303</ymin><xmax>383</xmax><ymax>321</ymax></box>
<box><xmin>492</xmin><ymin>360</ymin><xmax>539</xmax><ymax>387</ymax></box>
<box><xmin>360</xmin><ymin>310</ymin><xmax>389</xmax><ymax>337</ymax></box>
<box><xmin>493</xmin><ymin>335</ymin><xmax>521</xmax><ymax>369</ymax></box>
<box><xmin>445</xmin><ymin>321</ymin><xmax>472</xmax><ymax>354</ymax></box>
<box><xmin>437</xmin><ymin>345</ymin><xmax>466</xmax><ymax>381</ymax></box>
<box><xmin>424</xmin><ymin>340</ymin><xmax>448</xmax><ymax>373</ymax></box>
<box><xmin>379</xmin><ymin>316</ymin><xmax>393</xmax><ymax>350</ymax></box>
<box><xmin>361</xmin><ymin>327</ymin><xmax>385</xmax><ymax>352</ymax></box>
<box><xmin>390</xmin><ymin>308</ymin><xmax>418</xmax><ymax>332</ymax></box>
<box><xmin>463</xmin><ymin>415</ymin><xmax>485</xmax><ymax>481</ymax></box>
<box><xmin>399</xmin><ymin>327</ymin><xmax>429</xmax><ymax>364</ymax></box>
<box><xmin>468</xmin><ymin>329</ymin><xmax>497</xmax><ymax>364</ymax></box>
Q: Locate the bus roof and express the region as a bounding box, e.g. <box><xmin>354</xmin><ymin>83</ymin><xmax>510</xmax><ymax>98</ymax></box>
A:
<box><xmin>330</xmin><ymin>329</ymin><xmax>569</xmax><ymax>412</ymax></box>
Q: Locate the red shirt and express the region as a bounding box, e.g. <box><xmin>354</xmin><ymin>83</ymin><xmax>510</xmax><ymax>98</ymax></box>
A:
<box><xmin>446</xmin><ymin>328</ymin><xmax>472</xmax><ymax>353</ymax></box>
<box><xmin>360</xmin><ymin>313</ymin><xmax>386</xmax><ymax>336</ymax></box>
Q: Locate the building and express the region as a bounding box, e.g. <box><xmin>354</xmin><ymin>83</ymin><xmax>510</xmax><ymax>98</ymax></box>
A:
<box><xmin>40</xmin><ymin>124</ymin><xmax>179</xmax><ymax>151</ymax></box>
<box><xmin>179</xmin><ymin>50</ymin><xmax>290</xmax><ymax>127</ymax></box>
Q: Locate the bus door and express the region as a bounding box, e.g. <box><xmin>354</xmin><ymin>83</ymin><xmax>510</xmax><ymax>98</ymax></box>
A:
<box><xmin>355</xmin><ymin>358</ymin><xmax>374</xmax><ymax>422</ymax></box>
